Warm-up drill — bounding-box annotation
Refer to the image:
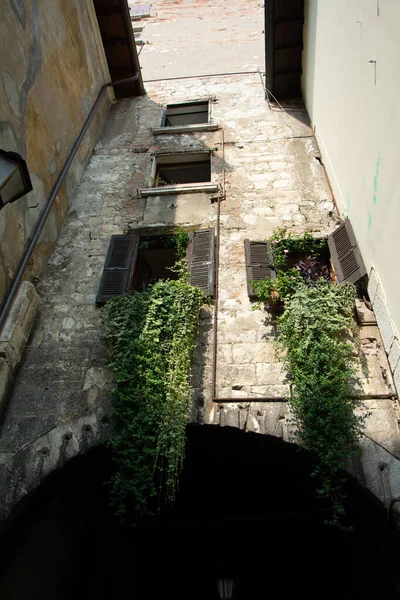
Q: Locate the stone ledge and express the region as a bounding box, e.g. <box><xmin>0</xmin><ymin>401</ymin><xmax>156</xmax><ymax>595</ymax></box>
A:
<box><xmin>0</xmin><ymin>282</ymin><xmax>39</xmax><ymax>418</ymax></box>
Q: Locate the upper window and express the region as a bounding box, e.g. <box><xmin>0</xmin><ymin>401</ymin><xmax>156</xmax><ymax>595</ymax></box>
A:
<box><xmin>140</xmin><ymin>152</ymin><xmax>218</xmax><ymax>196</ymax></box>
<box><xmin>153</xmin><ymin>100</ymin><xmax>219</xmax><ymax>135</ymax></box>
<box><xmin>163</xmin><ymin>101</ymin><xmax>209</xmax><ymax>127</ymax></box>
<box><xmin>133</xmin><ymin>26</ymin><xmax>144</xmax><ymax>46</ymax></box>
<box><xmin>129</xmin><ymin>3</ymin><xmax>152</xmax><ymax>19</ymax></box>
<box><xmin>155</xmin><ymin>152</ymin><xmax>211</xmax><ymax>186</ymax></box>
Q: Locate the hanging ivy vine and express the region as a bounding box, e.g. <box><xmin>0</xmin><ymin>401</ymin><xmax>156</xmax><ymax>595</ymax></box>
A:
<box><xmin>102</xmin><ymin>237</ymin><xmax>203</xmax><ymax>520</ymax></box>
<box><xmin>254</xmin><ymin>228</ymin><xmax>367</xmax><ymax>527</ymax></box>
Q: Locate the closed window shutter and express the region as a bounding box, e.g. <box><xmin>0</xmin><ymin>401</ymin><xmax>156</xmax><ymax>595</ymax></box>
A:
<box><xmin>188</xmin><ymin>228</ymin><xmax>215</xmax><ymax>296</ymax></box>
<box><xmin>244</xmin><ymin>239</ymin><xmax>276</xmax><ymax>298</ymax></box>
<box><xmin>96</xmin><ymin>235</ymin><xmax>139</xmax><ymax>305</ymax></box>
<box><xmin>328</xmin><ymin>219</ymin><xmax>367</xmax><ymax>284</ymax></box>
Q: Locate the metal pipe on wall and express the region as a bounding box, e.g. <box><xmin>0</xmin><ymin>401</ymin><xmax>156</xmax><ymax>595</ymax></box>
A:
<box><xmin>0</xmin><ymin>74</ymin><xmax>139</xmax><ymax>331</ymax></box>
<box><xmin>210</xmin><ymin>76</ymin><xmax>397</xmax><ymax>405</ymax></box>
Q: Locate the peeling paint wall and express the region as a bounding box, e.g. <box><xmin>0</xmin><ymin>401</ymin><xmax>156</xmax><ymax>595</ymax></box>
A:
<box><xmin>0</xmin><ymin>0</ymin><xmax>112</xmax><ymax>307</ymax></box>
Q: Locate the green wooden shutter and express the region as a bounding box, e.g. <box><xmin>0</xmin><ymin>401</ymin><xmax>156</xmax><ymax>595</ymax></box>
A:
<box><xmin>328</xmin><ymin>219</ymin><xmax>367</xmax><ymax>284</ymax></box>
<box><xmin>244</xmin><ymin>239</ymin><xmax>276</xmax><ymax>298</ymax></box>
<box><xmin>96</xmin><ymin>235</ymin><xmax>139</xmax><ymax>305</ymax></box>
<box><xmin>188</xmin><ymin>228</ymin><xmax>215</xmax><ymax>296</ymax></box>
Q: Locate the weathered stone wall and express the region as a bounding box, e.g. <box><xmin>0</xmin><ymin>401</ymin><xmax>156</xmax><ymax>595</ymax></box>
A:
<box><xmin>1</xmin><ymin>69</ymin><xmax>400</xmax><ymax>519</ymax></box>
<box><xmin>0</xmin><ymin>0</ymin><xmax>400</xmax><ymax>522</ymax></box>
<box><xmin>0</xmin><ymin>0</ymin><xmax>112</xmax><ymax>306</ymax></box>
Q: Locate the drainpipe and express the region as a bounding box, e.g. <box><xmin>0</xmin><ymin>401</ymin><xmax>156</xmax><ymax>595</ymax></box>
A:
<box><xmin>211</xmin><ymin>116</ymin><xmax>396</xmax><ymax>404</ymax></box>
<box><xmin>0</xmin><ymin>74</ymin><xmax>139</xmax><ymax>331</ymax></box>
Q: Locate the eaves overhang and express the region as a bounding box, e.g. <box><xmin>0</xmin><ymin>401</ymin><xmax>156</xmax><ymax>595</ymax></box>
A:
<box><xmin>93</xmin><ymin>0</ymin><xmax>145</xmax><ymax>98</ymax></box>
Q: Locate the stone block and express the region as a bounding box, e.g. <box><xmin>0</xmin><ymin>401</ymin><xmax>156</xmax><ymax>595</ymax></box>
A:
<box><xmin>0</xmin><ymin>358</ymin><xmax>11</xmax><ymax>412</ymax></box>
<box><xmin>32</xmin><ymin>423</ymin><xmax>81</xmax><ymax>478</ymax></box>
<box><xmin>232</xmin><ymin>342</ymin><xmax>277</xmax><ymax>364</ymax></box>
<box><xmin>217</xmin><ymin>344</ymin><xmax>233</xmax><ymax>364</ymax></box>
<box><xmin>372</xmin><ymin>284</ymin><xmax>396</xmax><ymax>353</ymax></box>
<box><xmin>0</xmin><ymin>464</ymin><xmax>26</xmax><ymax>514</ymax></box>
<box><xmin>217</xmin><ymin>364</ymin><xmax>256</xmax><ymax>387</ymax></box>
<box><xmin>388</xmin><ymin>339</ymin><xmax>400</xmax><ymax>373</ymax></box>
<box><xmin>361</xmin><ymin>400</ymin><xmax>400</xmax><ymax>457</ymax></box>
<box><xmin>0</xmin><ymin>281</ymin><xmax>39</xmax><ymax>370</ymax></box>
<box><xmin>220</xmin><ymin>407</ymin><xmax>240</xmax><ymax>428</ymax></box>
<box><xmin>249</xmin><ymin>384</ymin><xmax>290</xmax><ymax>398</ymax></box>
<box><xmin>255</xmin><ymin>362</ymin><xmax>287</xmax><ymax>386</ymax></box>
<box><xmin>394</xmin><ymin>364</ymin><xmax>400</xmax><ymax>399</ymax></box>
<box><xmin>367</xmin><ymin>268</ymin><xmax>379</xmax><ymax>303</ymax></box>
<box><xmin>245</xmin><ymin>411</ymin><xmax>262</xmax><ymax>433</ymax></box>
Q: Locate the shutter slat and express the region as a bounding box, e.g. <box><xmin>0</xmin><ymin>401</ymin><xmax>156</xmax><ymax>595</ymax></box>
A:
<box><xmin>244</xmin><ymin>239</ymin><xmax>276</xmax><ymax>298</ymax></box>
<box><xmin>96</xmin><ymin>235</ymin><xmax>139</xmax><ymax>305</ymax></box>
<box><xmin>328</xmin><ymin>219</ymin><xmax>366</xmax><ymax>284</ymax></box>
<box><xmin>188</xmin><ymin>228</ymin><xmax>215</xmax><ymax>296</ymax></box>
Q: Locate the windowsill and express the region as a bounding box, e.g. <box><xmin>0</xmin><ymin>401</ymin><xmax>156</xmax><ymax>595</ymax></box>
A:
<box><xmin>140</xmin><ymin>182</ymin><xmax>219</xmax><ymax>197</ymax></box>
<box><xmin>152</xmin><ymin>123</ymin><xmax>220</xmax><ymax>135</ymax></box>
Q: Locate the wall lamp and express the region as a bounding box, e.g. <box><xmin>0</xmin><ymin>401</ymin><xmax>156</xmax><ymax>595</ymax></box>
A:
<box><xmin>0</xmin><ymin>149</ymin><xmax>33</xmax><ymax>209</ymax></box>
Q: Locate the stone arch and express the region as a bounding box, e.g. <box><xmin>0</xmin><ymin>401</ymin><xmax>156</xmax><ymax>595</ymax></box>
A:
<box><xmin>0</xmin><ymin>425</ymin><xmax>398</xmax><ymax>599</ymax></box>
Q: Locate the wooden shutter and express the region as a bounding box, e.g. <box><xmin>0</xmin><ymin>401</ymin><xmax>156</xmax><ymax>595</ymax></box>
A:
<box><xmin>188</xmin><ymin>228</ymin><xmax>215</xmax><ymax>296</ymax></box>
<box><xmin>328</xmin><ymin>219</ymin><xmax>367</xmax><ymax>284</ymax></box>
<box><xmin>244</xmin><ymin>240</ymin><xmax>276</xmax><ymax>298</ymax></box>
<box><xmin>96</xmin><ymin>235</ymin><xmax>139</xmax><ymax>305</ymax></box>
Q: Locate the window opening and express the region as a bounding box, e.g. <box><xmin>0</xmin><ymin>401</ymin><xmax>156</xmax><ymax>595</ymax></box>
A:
<box><xmin>129</xmin><ymin>3</ymin><xmax>152</xmax><ymax>19</ymax></box>
<box><xmin>154</xmin><ymin>152</ymin><xmax>211</xmax><ymax>186</ymax></box>
<box><xmin>133</xmin><ymin>26</ymin><xmax>144</xmax><ymax>45</ymax></box>
<box><xmin>164</xmin><ymin>101</ymin><xmax>209</xmax><ymax>127</ymax></box>
<box><xmin>133</xmin><ymin>235</ymin><xmax>180</xmax><ymax>292</ymax></box>
<box><xmin>96</xmin><ymin>229</ymin><xmax>216</xmax><ymax>304</ymax></box>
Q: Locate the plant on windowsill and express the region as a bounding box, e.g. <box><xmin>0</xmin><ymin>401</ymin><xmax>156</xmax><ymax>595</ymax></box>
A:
<box><xmin>101</xmin><ymin>228</ymin><xmax>202</xmax><ymax>522</ymax></box>
<box><xmin>145</xmin><ymin>175</ymin><xmax>175</xmax><ymax>188</ymax></box>
<box><xmin>253</xmin><ymin>228</ymin><xmax>366</xmax><ymax>528</ymax></box>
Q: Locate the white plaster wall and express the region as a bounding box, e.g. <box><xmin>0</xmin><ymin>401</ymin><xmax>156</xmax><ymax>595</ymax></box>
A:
<box><xmin>302</xmin><ymin>0</ymin><xmax>400</xmax><ymax>348</ymax></box>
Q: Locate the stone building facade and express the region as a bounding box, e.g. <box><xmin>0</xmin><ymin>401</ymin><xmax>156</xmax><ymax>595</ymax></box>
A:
<box><xmin>0</xmin><ymin>0</ymin><xmax>400</xmax><ymax>522</ymax></box>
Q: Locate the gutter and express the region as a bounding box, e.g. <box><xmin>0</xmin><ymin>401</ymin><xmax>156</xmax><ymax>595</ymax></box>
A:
<box><xmin>0</xmin><ymin>74</ymin><xmax>139</xmax><ymax>331</ymax></box>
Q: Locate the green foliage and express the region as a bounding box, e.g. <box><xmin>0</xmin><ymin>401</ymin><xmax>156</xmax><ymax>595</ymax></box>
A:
<box><xmin>253</xmin><ymin>228</ymin><xmax>366</xmax><ymax>527</ymax></box>
<box><xmin>254</xmin><ymin>268</ymin><xmax>303</xmax><ymax>305</ymax></box>
<box><xmin>174</xmin><ymin>227</ymin><xmax>190</xmax><ymax>258</ymax></box>
<box><xmin>278</xmin><ymin>280</ymin><xmax>365</xmax><ymax>527</ymax></box>
<box><xmin>253</xmin><ymin>228</ymin><xmax>329</xmax><ymax>307</ymax></box>
<box><xmin>270</xmin><ymin>226</ymin><xmax>327</xmax><ymax>267</ymax></box>
<box><xmin>102</xmin><ymin>262</ymin><xmax>203</xmax><ymax>520</ymax></box>
<box><xmin>138</xmin><ymin>227</ymin><xmax>189</xmax><ymax>255</ymax></box>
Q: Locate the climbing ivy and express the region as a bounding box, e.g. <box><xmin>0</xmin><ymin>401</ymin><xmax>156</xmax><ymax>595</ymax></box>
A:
<box><xmin>269</xmin><ymin>226</ymin><xmax>327</xmax><ymax>268</ymax></box>
<box><xmin>102</xmin><ymin>242</ymin><xmax>203</xmax><ymax>520</ymax></box>
<box><xmin>278</xmin><ymin>280</ymin><xmax>366</xmax><ymax>527</ymax></box>
<box><xmin>254</xmin><ymin>228</ymin><xmax>366</xmax><ymax>527</ymax></box>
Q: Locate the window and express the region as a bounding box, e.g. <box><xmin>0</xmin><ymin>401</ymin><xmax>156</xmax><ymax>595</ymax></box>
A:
<box><xmin>245</xmin><ymin>219</ymin><xmax>366</xmax><ymax>300</ymax></box>
<box><xmin>96</xmin><ymin>229</ymin><xmax>215</xmax><ymax>304</ymax></box>
<box><xmin>155</xmin><ymin>152</ymin><xmax>211</xmax><ymax>185</ymax></box>
<box><xmin>133</xmin><ymin>26</ymin><xmax>144</xmax><ymax>45</ymax></box>
<box><xmin>164</xmin><ymin>101</ymin><xmax>209</xmax><ymax>127</ymax></box>
<box><xmin>244</xmin><ymin>240</ymin><xmax>276</xmax><ymax>298</ymax></box>
<box><xmin>129</xmin><ymin>3</ymin><xmax>152</xmax><ymax>19</ymax></box>
<box><xmin>140</xmin><ymin>152</ymin><xmax>218</xmax><ymax>196</ymax></box>
<box><xmin>153</xmin><ymin>100</ymin><xmax>219</xmax><ymax>135</ymax></box>
<box><xmin>327</xmin><ymin>219</ymin><xmax>366</xmax><ymax>284</ymax></box>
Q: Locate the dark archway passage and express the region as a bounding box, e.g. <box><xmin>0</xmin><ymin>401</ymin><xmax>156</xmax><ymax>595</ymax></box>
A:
<box><xmin>0</xmin><ymin>425</ymin><xmax>397</xmax><ymax>599</ymax></box>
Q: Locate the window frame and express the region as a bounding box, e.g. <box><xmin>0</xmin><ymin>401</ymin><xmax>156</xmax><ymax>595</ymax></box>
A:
<box><xmin>96</xmin><ymin>228</ymin><xmax>216</xmax><ymax>304</ymax></box>
<box><xmin>152</xmin><ymin>99</ymin><xmax>219</xmax><ymax>135</ymax></box>
<box><xmin>140</xmin><ymin>151</ymin><xmax>218</xmax><ymax>196</ymax></box>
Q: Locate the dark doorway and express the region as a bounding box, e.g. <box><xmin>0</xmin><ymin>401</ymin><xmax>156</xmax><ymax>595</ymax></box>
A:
<box><xmin>0</xmin><ymin>426</ymin><xmax>398</xmax><ymax>599</ymax></box>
